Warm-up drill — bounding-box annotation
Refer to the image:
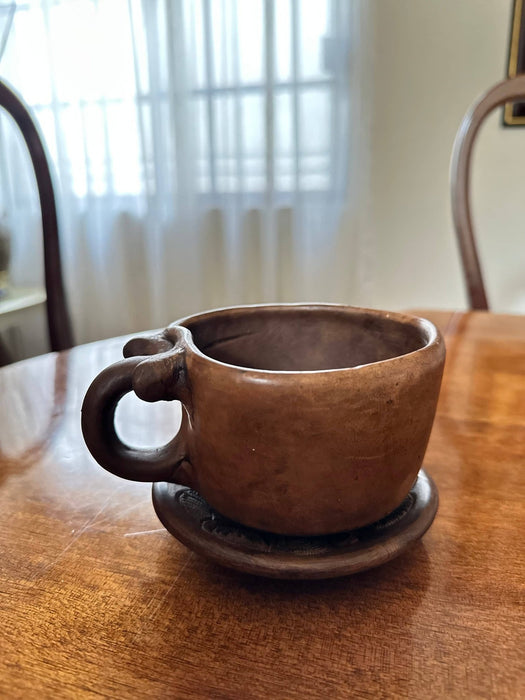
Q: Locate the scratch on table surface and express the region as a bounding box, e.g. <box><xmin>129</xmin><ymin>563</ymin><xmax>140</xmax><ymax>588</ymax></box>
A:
<box><xmin>31</xmin><ymin>492</ymin><xmax>117</xmax><ymax>581</ymax></box>
<box><xmin>124</xmin><ymin>528</ymin><xmax>165</xmax><ymax>537</ymax></box>
<box><xmin>150</xmin><ymin>552</ymin><xmax>194</xmax><ymax>618</ymax></box>
<box><xmin>93</xmin><ymin>498</ymin><xmax>144</xmax><ymax>527</ymax></box>
<box><xmin>132</xmin><ymin>552</ymin><xmax>195</xmax><ymax>641</ymax></box>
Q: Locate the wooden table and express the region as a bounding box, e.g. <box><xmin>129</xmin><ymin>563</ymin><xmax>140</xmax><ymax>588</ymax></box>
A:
<box><xmin>0</xmin><ymin>311</ymin><xmax>523</xmax><ymax>699</ymax></box>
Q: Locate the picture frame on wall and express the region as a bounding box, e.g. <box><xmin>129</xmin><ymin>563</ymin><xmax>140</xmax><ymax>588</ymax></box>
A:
<box><xmin>505</xmin><ymin>0</ymin><xmax>525</xmax><ymax>125</ymax></box>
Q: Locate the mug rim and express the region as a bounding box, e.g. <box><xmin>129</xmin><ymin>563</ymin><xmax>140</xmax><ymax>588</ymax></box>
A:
<box><xmin>168</xmin><ymin>303</ymin><xmax>442</xmax><ymax>376</ymax></box>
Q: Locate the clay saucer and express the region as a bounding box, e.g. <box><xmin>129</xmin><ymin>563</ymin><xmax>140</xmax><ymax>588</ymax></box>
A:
<box><xmin>152</xmin><ymin>469</ymin><xmax>438</xmax><ymax>579</ymax></box>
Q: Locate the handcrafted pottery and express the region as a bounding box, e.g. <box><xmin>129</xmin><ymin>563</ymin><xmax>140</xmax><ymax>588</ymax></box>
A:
<box><xmin>81</xmin><ymin>304</ymin><xmax>445</xmax><ymax>535</ymax></box>
<box><xmin>151</xmin><ymin>469</ymin><xmax>438</xmax><ymax>579</ymax></box>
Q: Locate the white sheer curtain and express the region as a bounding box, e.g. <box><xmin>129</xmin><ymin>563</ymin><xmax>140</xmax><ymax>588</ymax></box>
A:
<box><xmin>0</xmin><ymin>0</ymin><xmax>369</xmax><ymax>345</ymax></box>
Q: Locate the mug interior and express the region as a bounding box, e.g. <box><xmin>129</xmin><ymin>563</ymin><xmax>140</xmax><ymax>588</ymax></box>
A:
<box><xmin>182</xmin><ymin>306</ymin><xmax>430</xmax><ymax>372</ymax></box>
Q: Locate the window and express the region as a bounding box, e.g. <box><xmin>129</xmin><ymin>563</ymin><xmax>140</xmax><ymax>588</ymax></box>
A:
<box><xmin>2</xmin><ymin>0</ymin><xmax>348</xmax><ymax>200</ymax></box>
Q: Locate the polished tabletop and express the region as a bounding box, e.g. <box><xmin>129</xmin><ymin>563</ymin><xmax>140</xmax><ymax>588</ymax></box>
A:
<box><xmin>0</xmin><ymin>311</ymin><xmax>523</xmax><ymax>698</ymax></box>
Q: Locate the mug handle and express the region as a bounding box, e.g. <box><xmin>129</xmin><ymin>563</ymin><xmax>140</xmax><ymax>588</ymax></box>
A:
<box><xmin>81</xmin><ymin>327</ymin><xmax>193</xmax><ymax>485</ymax></box>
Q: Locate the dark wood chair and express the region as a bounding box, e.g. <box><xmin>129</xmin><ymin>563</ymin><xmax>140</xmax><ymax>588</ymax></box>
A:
<box><xmin>0</xmin><ymin>78</ymin><xmax>73</xmax><ymax>351</ymax></box>
<box><xmin>450</xmin><ymin>74</ymin><xmax>525</xmax><ymax>311</ymax></box>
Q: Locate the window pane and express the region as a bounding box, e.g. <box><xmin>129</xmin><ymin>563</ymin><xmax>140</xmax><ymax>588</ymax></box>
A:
<box><xmin>237</xmin><ymin>0</ymin><xmax>264</xmax><ymax>84</ymax></box>
<box><xmin>300</xmin><ymin>87</ymin><xmax>330</xmax><ymax>153</ymax></box>
<box><xmin>210</xmin><ymin>0</ymin><xmax>230</xmax><ymax>87</ymax></box>
<box><xmin>274</xmin><ymin>91</ymin><xmax>294</xmax><ymax>191</ymax></box>
<box><xmin>298</xmin><ymin>0</ymin><xmax>329</xmax><ymax>80</ymax></box>
<box><xmin>213</xmin><ymin>94</ymin><xmax>237</xmax><ymax>192</ymax></box>
<box><xmin>275</xmin><ymin>0</ymin><xmax>292</xmax><ymax>83</ymax></box>
<box><xmin>241</xmin><ymin>93</ymin><xmax>265</xmax><ymax>157</ymax></box>
<box><xmin>188</xmin><ymin>0</ymin><xmax>206</xmax><ymax>89</ymax></box>
<box><xmin>242</xmin><ymin>93</ymin><xmax>265</xmax><ymax>192</ymax></box>
<box><xmin>193</xmin><ymin>97</ymin><xmax>211</xmax><ymax>192</ymax></box>
<box><xmin>299</xmin><ymin>87</ymin><xmax>331</xmax><ymax>190</ymax></box>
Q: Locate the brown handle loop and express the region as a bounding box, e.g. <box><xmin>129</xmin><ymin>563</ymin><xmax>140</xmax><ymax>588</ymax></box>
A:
<box><xmin>81</xmin><ymin>329</ymin><xmax>191</xmax><ymax>483</ymax></box>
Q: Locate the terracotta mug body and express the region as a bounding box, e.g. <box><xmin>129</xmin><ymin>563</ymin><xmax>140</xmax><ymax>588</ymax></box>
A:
<box><xmin>81</xmin><ymin>304</ymin><xmax>445</xmax><ymax>535</ymax></box>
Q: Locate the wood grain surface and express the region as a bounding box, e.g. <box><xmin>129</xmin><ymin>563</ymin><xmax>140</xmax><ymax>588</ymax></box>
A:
<box><xmin>0</xmin><ymin>311</ymin><xmax>523</xmax><ymax>699</ymax></box>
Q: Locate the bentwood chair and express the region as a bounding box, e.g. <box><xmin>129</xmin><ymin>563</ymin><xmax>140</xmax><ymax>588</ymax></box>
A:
<box><xmin>450</xmin><ymin>74</ymin><xmax>525</xmax><ymax>311</ymax></box>
<box><xmin>0</xmin><ymin>78</ymin><xmax>73</xmax><ymax>351</ymax></box>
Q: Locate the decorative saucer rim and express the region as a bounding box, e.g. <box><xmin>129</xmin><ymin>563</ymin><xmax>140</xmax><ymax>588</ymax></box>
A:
<box><xmin>151</xmin><ymin>469</ymin><xmax>438</xmax><ymax>579</ymax></box>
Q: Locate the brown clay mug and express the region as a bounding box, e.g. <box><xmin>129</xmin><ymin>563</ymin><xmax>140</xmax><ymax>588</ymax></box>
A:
<box><xmin>81</xmin><ymin>304</ymin><xmax>445</xmax><ymax>535</ymax></box>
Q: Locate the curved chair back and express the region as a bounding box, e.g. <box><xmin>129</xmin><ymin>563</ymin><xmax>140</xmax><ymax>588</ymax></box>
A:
<box><xmin>451</xmin><ymin>74</ymin><xmax>525</xmax><ymax>311</ymax></box>
<box><xmin>0</xmin><ymin>79</ymin><xmax>73</xmax><ymax>350</ymax></box>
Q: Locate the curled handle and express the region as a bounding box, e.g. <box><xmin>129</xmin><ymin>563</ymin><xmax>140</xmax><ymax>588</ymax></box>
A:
<box><xmin>81</xmin><ymin>329</ymin><xmax>192</xmax><ymax>484</ymax></box>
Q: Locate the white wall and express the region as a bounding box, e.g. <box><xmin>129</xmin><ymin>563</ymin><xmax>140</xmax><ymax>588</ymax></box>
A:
<box><xmin>350</xmin><ymin>0</ymin><xmax>525</xmax><ymax>313</ymax></box>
